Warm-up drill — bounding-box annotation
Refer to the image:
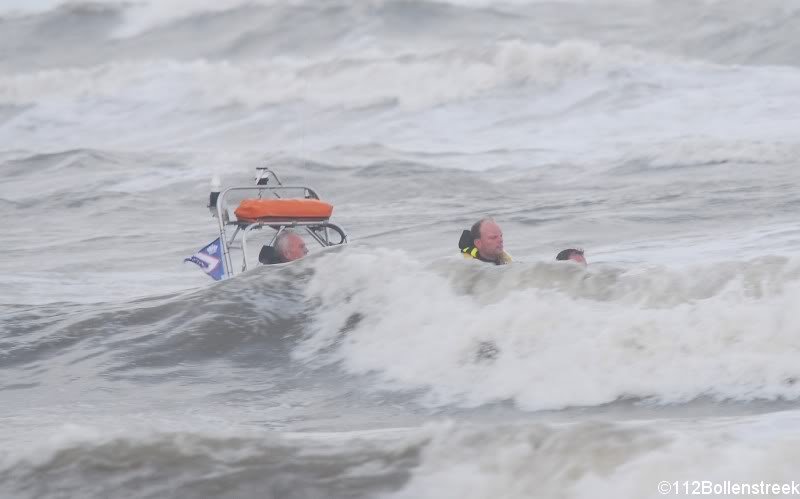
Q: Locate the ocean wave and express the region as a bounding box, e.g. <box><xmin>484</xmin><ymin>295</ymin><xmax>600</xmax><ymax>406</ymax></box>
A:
<box><xmin>0</xmin><ymin>41</ymin><xmax>654</xmax><ymax>111</ymax></box>
<box><xmin>0</xmin><ymin>148</ymin><xmax>230</xmax><ymax>206</ymax></box>
<box><xmin>390</xmin><ymin>415</ymin><xmax>800</xmax><ymax>499</ymax></box>
<box><xmin>5</xmin><ymin>30</ymin><xmax>800</xmax><ymax>154</ymax></box>
<box><xmin>0</xmin><ymin>422</ymin><xmax>423</xmax><ymax>499</ymax></box>
<box><xmin>295</xmin><ymin>249</ymin><xmax>800</xmax><ymax>410</ymax></box>
<box><xmin>4</xmin><ymin>247</ymin><xmax>800</xmax><ymax>411</ymax></box>
<box><xmin>5</xmin><ymin>414</ymin><xmax>800</xmax><ymax>499</ymax></box>
<box><xmin>3</xmin><ymin>0</ymin><xmax>800</xmax><ymax>70</ymax></box>
<box><xmin>0</xmin><ymin>264</ymin><xmax>308</xmax><ymax>377</ymax></box>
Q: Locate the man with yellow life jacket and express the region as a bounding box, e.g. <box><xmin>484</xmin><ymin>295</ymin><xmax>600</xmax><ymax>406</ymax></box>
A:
<box><xmin>458</xmin><ymin>217</ymin><xmax>512</xmax><ymax>265</ymax></box>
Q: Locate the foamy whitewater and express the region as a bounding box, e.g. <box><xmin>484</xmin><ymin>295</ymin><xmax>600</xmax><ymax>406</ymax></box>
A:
<box><xmin>2</xmin><ymin>1</ymin><xmax>800</xmax><ymax>498</ymax></box>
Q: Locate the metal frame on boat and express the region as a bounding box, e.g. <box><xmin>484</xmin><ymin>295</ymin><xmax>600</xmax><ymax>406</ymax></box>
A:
<box><xmin>209</xmin><ymin>166</ymin><xmax>348</xmax><ymax>277</ymax></box>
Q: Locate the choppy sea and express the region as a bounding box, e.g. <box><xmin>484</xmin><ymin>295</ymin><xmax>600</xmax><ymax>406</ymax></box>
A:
<box><xmin>2</xmin><ymin>1</ymin><xmax>800</xmax><ymax>497</ymax></box>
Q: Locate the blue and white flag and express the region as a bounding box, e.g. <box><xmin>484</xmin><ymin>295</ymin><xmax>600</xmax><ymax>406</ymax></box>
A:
<box><xmin>184</xmin><ymin>238</ymin><xmax>226</xmax><ymax>281</ymax></box>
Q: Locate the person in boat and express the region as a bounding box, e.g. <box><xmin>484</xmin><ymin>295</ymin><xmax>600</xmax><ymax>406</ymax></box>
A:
<box><xmin>259</xmin><ymin>230</ymin><xmax>309</xmax><ymax>265</ymax></box>
<box><xmin>555</xmin><ymin>248</ymin><xmax>586</xmax><ymax>266</ymax></box>
<box><xmin>458</xmin><ymin>217</ymin><xmax>512</xmax><ymax>265</ymax></box>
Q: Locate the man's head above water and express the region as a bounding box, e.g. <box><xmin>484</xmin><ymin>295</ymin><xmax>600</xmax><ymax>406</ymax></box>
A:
<box><xmin>274</xmin><ymin>230</ymin><xmax>308</xmax><ymax>263</ymax></box>
<box><xmin>556</xmin><ymin>248</ymin><xmax>586</xmax><ymax>266</ymax></box>
<box><xmin>471</xmin><ymin>218</ymin><xmax>505</xmax><ymax>263</ymax></box>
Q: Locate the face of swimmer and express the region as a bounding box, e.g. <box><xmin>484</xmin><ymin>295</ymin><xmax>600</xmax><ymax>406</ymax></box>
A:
<box><xmin>474</xmin><ymin>220</ymin><xmax>504</xmax><ymax>262</ymax></box>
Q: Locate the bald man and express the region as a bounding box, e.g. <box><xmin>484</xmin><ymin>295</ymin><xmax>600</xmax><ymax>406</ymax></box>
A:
<box><xmin>458</xmin><ymin>217</ymin><xmax>512</xmax><ymax>265</ymax></box>
<box><xmin>274</xmin><ymin>230</ymin><xmax>308</xmax><ymax>263</ymax></box>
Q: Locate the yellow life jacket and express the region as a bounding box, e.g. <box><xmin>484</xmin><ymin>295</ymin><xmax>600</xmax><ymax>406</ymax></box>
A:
<box><xmin>461</xmin><ymin>246</ymin><xmax>512</xmax><ymax>265</ymax></box>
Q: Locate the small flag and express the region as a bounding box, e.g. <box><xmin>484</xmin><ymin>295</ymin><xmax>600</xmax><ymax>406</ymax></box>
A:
<box><xmin>184</xmin><ymin>238</ymin><xmax>226</xmax><ymax>281</ymax></box>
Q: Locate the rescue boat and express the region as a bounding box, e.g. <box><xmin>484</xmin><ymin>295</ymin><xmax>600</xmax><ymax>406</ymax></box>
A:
<box><xmin>207</xmin><ymin>166</ymin><xmax>348</xmax><ymax>277</ymax></box>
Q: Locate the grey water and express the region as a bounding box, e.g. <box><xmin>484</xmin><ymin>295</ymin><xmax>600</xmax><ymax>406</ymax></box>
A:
<box><xmin>2</xmin><ymin>1</ymin><xmax>800</xmax><ymax>498</ymax></box>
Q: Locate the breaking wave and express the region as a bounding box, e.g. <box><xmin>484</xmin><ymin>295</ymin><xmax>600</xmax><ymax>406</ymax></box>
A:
<box><xmin>296</xmin><ymin>249</ymin><xmax>800</xmax><ymax>410</ymax></box>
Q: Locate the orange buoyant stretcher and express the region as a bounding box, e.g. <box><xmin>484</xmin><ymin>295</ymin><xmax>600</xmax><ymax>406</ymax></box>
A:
<box><xmin>234</xmin><ymin>198</ymin><xmax>334</xmax><ymax>221</ymax></box>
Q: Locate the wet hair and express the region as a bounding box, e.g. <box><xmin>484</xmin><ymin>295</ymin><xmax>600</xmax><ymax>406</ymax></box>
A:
<box><xmin>556</xmin><ymin>248</ymin><xmax>584</xmax><ymax>261</ymax></box>
<box><xmin>470</xmin><ymin>217</ymin><xmax>494</xmax><ymax>241</ymax></box>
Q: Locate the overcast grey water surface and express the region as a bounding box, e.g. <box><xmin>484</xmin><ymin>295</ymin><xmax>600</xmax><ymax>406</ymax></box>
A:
<box><xmin>2</xmin><ymin>1</ymin><xmax>800</xmax><ymax>498</ymax></box>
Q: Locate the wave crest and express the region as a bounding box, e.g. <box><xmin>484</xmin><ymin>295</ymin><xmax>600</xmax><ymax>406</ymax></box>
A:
<box><xmin>296</xmin><ymin>250</ymin><xmax>800</xmax><ymax>410</ymax></box>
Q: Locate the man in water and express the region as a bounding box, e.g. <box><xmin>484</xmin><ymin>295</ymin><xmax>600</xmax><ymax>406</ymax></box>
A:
<box><xmin>556</xmin><ymin>248</ymin><xmax>587</xmax><ymax>266</ymax></box>
<box><xmin>274</xmin><ymin>230</ymin><xmax>309</xmax><ymax>263</ymax></box>
<box><xmin>260</xmin><ymin>229</ymin><xmax>309</xmax><ymax>265</ymax></box>
<box><xmin>458</xmin><ymin>217</ymin><xmax>512</xmax><ymax>265</ymax></box>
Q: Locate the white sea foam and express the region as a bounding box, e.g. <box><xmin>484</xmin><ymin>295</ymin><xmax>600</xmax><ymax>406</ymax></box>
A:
<box><xmin>296</xmin><ymin>249</ymin><xmax>800</xmax><ymax>410</ymax></box>
<box><xmin>2</xmin><ymin>35</ymin><xmax>799</xmax><ymax>159</ymax></box>
<box><xmin>0</xmin><ymin>41</ymin><xmax>649</xmax><ymax>110</ymax></box>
